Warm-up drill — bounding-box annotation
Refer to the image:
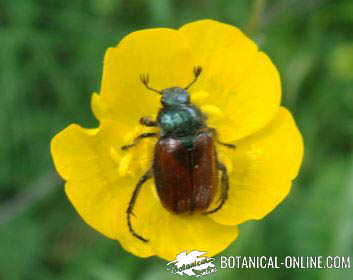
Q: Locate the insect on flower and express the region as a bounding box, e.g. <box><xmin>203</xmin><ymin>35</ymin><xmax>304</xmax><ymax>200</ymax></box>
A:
<box><xmin>122</xmin><ymin>66</ymin><xmax>236</xmax><ymax>242</ymax></box>
<box><xmin>50</xmin><ymin>19</ymin><xmax>304</xmax><ymax>260</ymax></box>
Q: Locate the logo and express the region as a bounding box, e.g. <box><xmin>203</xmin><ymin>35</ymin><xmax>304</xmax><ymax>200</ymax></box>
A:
<box><xmin>166</xmin><ymin>250</ymin><xmax>217</xmax><ymax>277</ymax></box>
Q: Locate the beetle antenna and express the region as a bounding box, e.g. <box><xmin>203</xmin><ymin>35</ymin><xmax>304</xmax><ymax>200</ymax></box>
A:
<box><xmin>140</xmin><ymin>74</ymin><xmax>162</xmax><ymax>94</ymax></box>
<box><xmin>184</xmin><ymin>66</ymin><xmax>202</xmax><ymax>90</ymax></box>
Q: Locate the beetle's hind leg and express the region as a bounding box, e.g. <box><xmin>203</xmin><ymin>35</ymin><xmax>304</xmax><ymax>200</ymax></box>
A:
<box><xmin>204</xmin><ymin>162</ymin><xmax>229</xmax><ymax>215</ymax></box>
<box><xmin>127</xmin><ymin>169</ymin><xmax>153</xmax><ymax>242</ymax></box>
<box><xmin>121</xmin><ymin>132</ymin><xmax>158</xmax><ymax>150</ymax></box>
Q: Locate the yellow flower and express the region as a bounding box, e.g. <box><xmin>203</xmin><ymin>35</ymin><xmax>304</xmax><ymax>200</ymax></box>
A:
<box><xmin>51</xmin><ymin>19</ymin><xmax>303</xmax><ymax>261</ymax></box>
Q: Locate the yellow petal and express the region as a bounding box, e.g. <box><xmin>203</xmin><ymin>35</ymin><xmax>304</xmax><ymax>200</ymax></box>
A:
<box><xmin>51</xmin><ymin>123</ymin><xmax>155</xmax><ymax>256</ymax></box>
<box><xmin>91</xmin><ymin>92</ymin><xmax>109</xmax><ymax>121</ymax></box>
<box><xmin>51</xmin><ymin>124</ymin><xmax>110</xmax><ymax>181</ymax></box>
<box><xmin>65</xmin><ymin>178</ymin><xmax>154</xmax><ymax>258</ymax></box>
<box><xmin>180</xmin><ymin>19</ymin><xmax>258</xmax><ymax>92</ymax></box>
<box><xmin>180</xmin><ymin>19</ymin><xmax>280</xmax><ymax>141</ymax></box>
<box><xmin>98</xmin><ymin>28</ymin><xmax>195</xmax><ymax>124</ymax></box>
<box><xmin>209</xmin><ymin>107</ymin><xmax>304</xmax><ymax>225</ymax></box>
<box><xmin>218</xmin><ymin>52</ymin><xmax>281</xmax><ymax>142</ymax></box>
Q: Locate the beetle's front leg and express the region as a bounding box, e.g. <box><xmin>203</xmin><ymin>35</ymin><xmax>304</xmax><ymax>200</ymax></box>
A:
<box><xmin>121</xmin><ymin>132</ymin><xmax>158</xmax><ymax>150</ymax></box>
<box><xmin>140</xmin><ymin>116</ymin><xmax>157</xmax><ymax>127</ymax></box>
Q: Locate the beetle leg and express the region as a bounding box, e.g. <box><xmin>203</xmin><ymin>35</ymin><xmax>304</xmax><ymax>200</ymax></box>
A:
<box><xmin>205</xmin><ymin>127</ymin><xmax>236</xmax><ymax>149</ymax></box>
<box><xmin>203</xmin><ymin>162</ymin><xmax>229</xmax><ymax>215</ymax></box>
<box><xmin>121</xmin><ymin>132</ymin><xmax>158</xmax><ymax>150</ymax></box>
<box><xmin>140</xmin><ymin>116</ymin><xmax>157</xmax><ymax>127</ymax></box>
<box><xmin>127</xmin><ymin>169</ymin><xmax>153</xmax><ymax>242</ymax></box>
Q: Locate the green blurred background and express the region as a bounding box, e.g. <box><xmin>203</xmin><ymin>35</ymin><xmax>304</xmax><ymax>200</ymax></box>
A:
<box><xmin>1</xmin><ymin>0</ymin><xmax>352</xmax><ymax>279</ymax></box>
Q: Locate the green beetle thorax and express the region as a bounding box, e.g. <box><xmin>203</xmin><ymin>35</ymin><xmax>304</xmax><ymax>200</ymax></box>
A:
<box><xmin>157</xmin><ymin>104</ymin><xmax>205</xmax><ymax>137</ymax></box>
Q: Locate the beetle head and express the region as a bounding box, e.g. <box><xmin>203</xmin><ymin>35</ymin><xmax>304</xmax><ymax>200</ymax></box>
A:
<box><xmin>160</xmin><ymin>87</ymin><xmax>190</xmax><ymax>106</ymax></box>
<box><xmin>139</xmin><ymin>66</ymin><xmax>202</xmax><ymax>106</ymax></box>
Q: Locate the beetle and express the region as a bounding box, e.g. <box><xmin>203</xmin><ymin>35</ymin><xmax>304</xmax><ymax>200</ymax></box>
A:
<box><xmin>121</xmin><ymin>66</ymin><xmax>235</xmax><ymax>242</ymax></box>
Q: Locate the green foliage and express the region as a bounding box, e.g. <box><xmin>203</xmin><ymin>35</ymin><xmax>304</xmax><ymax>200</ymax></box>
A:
<box><xmin>0</xmin><ymin>0</ymin><xmax>352</xmax><ymax>279</ymax></box>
